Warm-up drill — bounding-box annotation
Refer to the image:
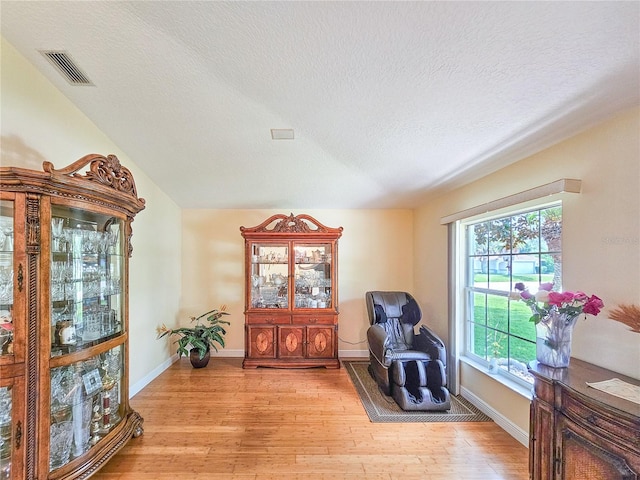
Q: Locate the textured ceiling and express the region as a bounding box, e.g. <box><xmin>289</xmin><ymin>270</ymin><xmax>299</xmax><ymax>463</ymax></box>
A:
<box><xmin>1</xmin><ymin>1</ymin><xmax>639</xmax><ymax>208</ymax></box>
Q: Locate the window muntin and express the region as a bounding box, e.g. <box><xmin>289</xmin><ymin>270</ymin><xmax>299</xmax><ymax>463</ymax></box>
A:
<box><xmin>463</xmin><ymin>205</ymin><xmax>562</xmax><ymax>384</ymax></box>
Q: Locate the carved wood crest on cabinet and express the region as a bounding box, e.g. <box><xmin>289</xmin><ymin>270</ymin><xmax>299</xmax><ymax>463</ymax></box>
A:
<box><xmin>0</xmin><ymin>154</ymin><xmax>145</xmax><ymax>480</ymax></box>
<box><xmin>241</xmin><ymin>214</ymin><xmax>343</xmax><ymax>368</ymax></box>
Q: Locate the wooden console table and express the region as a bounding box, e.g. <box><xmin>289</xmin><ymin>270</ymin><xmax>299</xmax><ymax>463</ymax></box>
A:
<box><xmin>529</xmin><ymin>358</ymin><xmax>640</xmax><ymax>479</ymax></box>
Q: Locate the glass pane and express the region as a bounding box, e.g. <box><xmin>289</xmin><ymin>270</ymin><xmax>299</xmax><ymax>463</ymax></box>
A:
<box><xmin>510</xmin><ymin>297</ymin><xmax>533</xmax><ymax>325</ymax></box>
<box><xmin>488</xmin><ymin>327</ymin><xmax>506</xmax><ymax>361</ymax></box>
<box><xmin>0</xmin><ymin>200</ymin><xmax>14</xmax><ymax>358</ymax></box>
<box><xmin>473</xmin><ymin>268</ymin><xmax>488</xmax><ymax>289</ymax></box>
<box><xmin>49</xmin><ymin>345</ymin><xmax>123</xmax><ymax>471</ymax></box>
<box><xmin>468</xmin><ymin>223</ymin><xmax>488</xmax><ymax>255</ymax></box>
<box><xmin>51</xmin><ymin>206</ymin><xmax>124</xmax><ymax>357</ymax></box>
<box><xmin>468</xmin><ymin>322</ymin><xmax>487</xmax><ymax>359</ymax></box>
<box><xmin>250</xmin><ymin>243</ymin><xmax>288</xmax><ymax>309</ymax></box>
<box><xmin>540</xmin><ymin>207</ymin><xmax>562</xmax><ymax>253</ymax></box>
<box><xmin>470</xmin><ymin>292</ymin><xmax>487</xmax><ymax>326</ymax></box>
<box><xmin>294</xmin><ymin>243</ymin><xmax>331</xmax><ymax>309</ymax></box>
<box><xmin>488</xmin><ymin>255</ymin><xmax>510</xmax><ymax>291</ymax></box>
<box><xmin>487</xmin><ymin>294</ymin><xmax>508</xmax><ymax>332</ymax></box>
<box><xmin>507</xmin><ymin>336</ymin><xmax>535</xmax><ymax>382</ymax></box>
<box><xmin>512</xmin><ymin>211</ymin><xmax>539</xmax><ymax>253</ymax></box>
<box><xmin>489</xmin><ymin>218</ymin><xmax>511</xmax><ymax>254</ymax></box>
<box><xmin>509</xmin><ymin>332</ymin><xmax>536</xmax><ymax>365</ymax></box>
<box><xmin>0</xmin><ymin>386</ymin><xmax>12</xmax><ymax>478</ymax></box>
<box><xmin>511</xmin><ymin>253</ymin><xmax>541</xmax><ymax>289</ymax></box>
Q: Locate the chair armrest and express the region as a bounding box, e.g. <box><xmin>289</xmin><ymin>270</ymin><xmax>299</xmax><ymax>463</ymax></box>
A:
<box><xmin>367</xmin><ymin>324</ymin><xmax>391</xmax><ymax>367</ymax></box>
<box><xmin>414</xmin><ymin>325</ymin><xmax>447</xmax><ymax>368</ymax></box>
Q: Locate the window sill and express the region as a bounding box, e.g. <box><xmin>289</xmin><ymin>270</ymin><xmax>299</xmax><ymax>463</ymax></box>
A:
<box><xmin>460</xmin><ymin>356</ymin><xmax>533</xmax><ymax>400</ymax></box>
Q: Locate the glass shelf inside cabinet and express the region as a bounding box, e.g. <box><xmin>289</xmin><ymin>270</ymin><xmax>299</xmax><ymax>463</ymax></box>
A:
<box><xmin>0</xmin><ymin>200</ymin><xmax>14</xmax><ymax>358</ymax></box>
<box><xmin>294</xmin><ymin>244</ymin><xmax>332</xmax><ymax>309</ymax></box>
<box><xmin>50</xmin><ymin>207</ymin><xmax>124</xmax><ymax>357</ymax></box>
<box><xmin>49</xmin><ymin>344</ymin><xmax>123</xmax><ymax>472</ymax></box>
<box><xmin>0</xmin><ymin>385</ymin><xmax>12</xmax><ymax>479</ymax></box>
<box><xmin>250</xmin><ymin>243</ymin><xmax>288</xmax><ymax>309</ymax></box>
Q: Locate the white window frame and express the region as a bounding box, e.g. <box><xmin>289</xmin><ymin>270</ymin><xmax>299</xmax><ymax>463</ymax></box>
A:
<box><xmin>454</xmin><ymin>200</ymin><xmax>562</xmax><ymax>389</ymax></box>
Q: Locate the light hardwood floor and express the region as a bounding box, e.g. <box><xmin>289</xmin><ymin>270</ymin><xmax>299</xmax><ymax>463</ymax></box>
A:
<box><xmin>93</xmin><ymin>358</ymin><xmax>529</xmax><ymax>480</ymax></box>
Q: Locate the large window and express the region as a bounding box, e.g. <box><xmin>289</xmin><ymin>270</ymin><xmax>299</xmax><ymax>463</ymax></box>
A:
<box><xmin>463</xmin><ymin>204</ymin><xmax>562</xmax><ymax>384</ymax></box>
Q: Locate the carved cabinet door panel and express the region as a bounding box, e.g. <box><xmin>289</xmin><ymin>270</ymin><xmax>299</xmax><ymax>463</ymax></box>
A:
<box><xmin>278</xmin><ymin>327</ymin><xmax>304</xmax><ymax>358</ymax></box>
<box><xmin>247</xmin><ymin>326</ymin><xmax>276</xmax><ymax>359</ymax></box>
<box><xmin>530</xmin><ymin>398</ymin><xmax>555</xmax><ymax>480</ymax></box>
<box><xmin>556</xmin><ymin>415</ymin><xmax>639</xmax><ymax>480</ymax></box>
<box><xmin>306</xmin><ymin>326</ymin><xmax>335</xmax><ymax>359</ymax></box>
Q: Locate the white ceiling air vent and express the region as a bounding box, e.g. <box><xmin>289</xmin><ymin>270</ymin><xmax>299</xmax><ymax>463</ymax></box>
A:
<box><xmin>39</xmin><ymin>50</ymin><xmax>94</xmax><ymax>86</ymax></box>
<box><xmin>271</xmin><ymin>129</ymin><xmax>294</xmax><ymax>140</ymax></box>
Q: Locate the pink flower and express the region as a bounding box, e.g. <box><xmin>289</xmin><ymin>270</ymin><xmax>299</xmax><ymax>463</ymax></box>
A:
<box><xmin>514</xmin><ymin>282</ymin><xmax>526</xmax><ymax>292</ymax></box>
<box><xmin>583</xmin><ymin>295</ymin><xmax>604</xmax><ymax>316</ymax></box>
<box><xmin>573</xmin><ymin>292</ymin><xmax>588</xmax><ymax>302</ymax></box>
<box><xmin>535</xmin><ymin>290</ymin><xmax>550</xmax><ymax>303</ymax></box>
<box><xmin>520</xmin><ymin>290</ymin><xmax>534</xmax><ymax>300</ymax></box>
<box><xmin>539</xmin><ymin>282</ymin><xmax>554</xmax><ymax>292</ymax></box>
<box><xmin>547</xmin><ymin>291</ymin><xmax>567</xmax><ymax>306</ymax></box>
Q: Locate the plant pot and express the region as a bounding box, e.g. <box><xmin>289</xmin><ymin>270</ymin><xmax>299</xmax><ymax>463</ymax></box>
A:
<box><xmin>189</xmin><ymin>348</ymin><xmax>210</xmax><ymax>368</ymax></box>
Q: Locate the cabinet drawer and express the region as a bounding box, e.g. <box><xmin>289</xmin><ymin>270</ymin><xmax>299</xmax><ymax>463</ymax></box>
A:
<box><xmin>559</xmin><ymin>386</ymin><xmax>640</xmax><ymax>451</ymax></box>
<box><xmin>246</xmin><ymin>314</ymin><xmax>290</xmax><ymax>325</ymax></box>
<box><xmin>295</xmin><ymin>315</ymin><xmax>337</xmax><ymax>325</ymax></box>
<box><xmin>533</xmin><ymin>375</ymin><xmax>554</xmax><ymax>404</ymax></box>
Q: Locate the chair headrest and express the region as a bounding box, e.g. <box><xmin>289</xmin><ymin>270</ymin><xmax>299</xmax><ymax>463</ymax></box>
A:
<box><xmin>400</xmin><ymin>297</ymin><xmax>421</xmax><ymax>326</ymax></box>
<box><xmin>368</xmin><ymin>291</ymin><xmax>407</xmax><ymax>319</ymax></box>
<box><xmin>373</xmin><ymin>304</ymin><xmax>387</xmax><ymax>323</ymax></box>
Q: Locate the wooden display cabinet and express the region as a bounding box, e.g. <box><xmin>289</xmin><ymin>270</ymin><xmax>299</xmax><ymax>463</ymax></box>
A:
<box><xmin>240</xmin><ymin>213</ymin><xmax>342</xmax><ymax>368</ymax></box>
<box><xmin>0</xmin><ymin>154</ymin><xmax>145</xmax><ymax>479</ymax></box>
<box><xmin>529</xmin><ymin>359</ymin><xmax>640</xmax><ymax>480</ymax></box>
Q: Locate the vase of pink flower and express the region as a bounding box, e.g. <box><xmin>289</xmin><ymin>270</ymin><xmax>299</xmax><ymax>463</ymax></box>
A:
<box><xmin>512</xmin><ymin>282</ymin><xmax>604</xmax><ymax>368</ymax></box>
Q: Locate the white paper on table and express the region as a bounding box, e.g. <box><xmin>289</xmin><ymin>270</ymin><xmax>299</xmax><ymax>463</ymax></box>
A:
<box><xmin>585</xmin><ymin>378</ymin><xmax>640</xmax><ymax>405</ymax></box>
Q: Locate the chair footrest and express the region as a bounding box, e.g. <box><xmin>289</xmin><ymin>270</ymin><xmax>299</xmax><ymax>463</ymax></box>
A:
<box><xmin>391</xmin><ymin>359</ymin><xmax>451</xmax><ymax>411</ymax></box>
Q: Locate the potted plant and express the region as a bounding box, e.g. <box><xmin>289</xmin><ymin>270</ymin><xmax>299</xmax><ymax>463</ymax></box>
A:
<box><xmin>156</xmin><ymin>306</ymin><xmax>230</xmax><ymax>368</ymax></box>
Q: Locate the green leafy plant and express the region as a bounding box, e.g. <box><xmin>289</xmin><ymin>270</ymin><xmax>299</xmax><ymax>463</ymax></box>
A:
<box><xmin>156</xmin><ymin>306</ymin><xmax>230</xmax><ymax>360</ymax></box>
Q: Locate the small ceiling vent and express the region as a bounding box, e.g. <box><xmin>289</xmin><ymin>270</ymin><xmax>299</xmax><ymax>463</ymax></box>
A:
<box><xmin>39</xmin><ymin>50</ymin><xmax>94</xmax><ymax>86</ymax></box>
<box><xmin>271</xmin><ymin>129</ymin><xmax>294</xmax><ymax>140</ymax></box>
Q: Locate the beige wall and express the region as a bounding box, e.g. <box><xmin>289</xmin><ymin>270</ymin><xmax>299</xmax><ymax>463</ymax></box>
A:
<box><xmin>415</xmin><ymin>107</ymin><xmax>640</xmax><ymax>434</ymax></box>
<box><xmin>1</xmin><ymin>37</ymin><xmax>183</xmax><ymax>391</ymax></box>
<box><xmin>181</xmin><ymin>209</ymin><xmax>414</xmax><ymax>355</ymax></box>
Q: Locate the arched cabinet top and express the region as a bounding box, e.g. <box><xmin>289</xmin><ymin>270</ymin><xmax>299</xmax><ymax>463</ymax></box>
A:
<box><xmin>240</xmin><ymin>213</ymin><xmax>343</xmax><ymax>239</ymax></box>
<box><xmin>1</xmin><ymin>153</ymin><xmax>146</xmax><ymax>217</ymax></box>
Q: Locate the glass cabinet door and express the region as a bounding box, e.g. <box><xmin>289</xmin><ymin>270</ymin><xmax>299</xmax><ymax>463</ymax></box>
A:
<box><xmin>293</xmin><ymin>243</ymin><xmax>332</xmax><ymax>309</ymax></box>
<box><xmin>49</xmin><ymin>344</ymin><xmax>123</xmax><ymax>471</ymax></box>
<box><xmin>0</xmin><ymin>201</ymin><xmax>14</xmax><ymax>359</ymax></box>
<box><xmin>249</xmin><ymin>243</ymin><xmax>288</xmax><ymax>309</ymax></box>
<box><xmin>50</xmin><ymin>206</ymin><xmax>124</xmax><ymax>357</ymax></box>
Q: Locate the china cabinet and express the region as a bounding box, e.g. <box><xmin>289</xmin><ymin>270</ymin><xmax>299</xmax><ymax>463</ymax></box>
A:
<box><xmin>0</xmin><ymin>154</ymin><xmax>145</xmax><ymax>479</ymax></box>
<box><xmin>529</xmin><ymin>359</ymin><xmax>640</xmax><ymax>479</ymax></box>
<box><xmin>240</xmin><ymin>213</ymin><xmax>342</xmax><ymax>368</ymax></box>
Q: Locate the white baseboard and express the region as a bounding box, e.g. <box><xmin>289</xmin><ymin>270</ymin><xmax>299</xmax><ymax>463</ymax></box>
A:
<box><xmin>460</xmin><ymin>386</ymin><xmax>529</xmax><ymax>447</ymax></box>
<box><xmin>130</xmin><ymin>353</ymin><xmax>179</xmax><ymax>398</ymax></box>
<box><xmin>210</xmin><ymin>349</ymin><xmax>244</xmax><ymax>357</ymax></box>
<box><xmin>339</xmin><ymin>349</ymin><xmax>368</xmax><ymax>358</ymax></box>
